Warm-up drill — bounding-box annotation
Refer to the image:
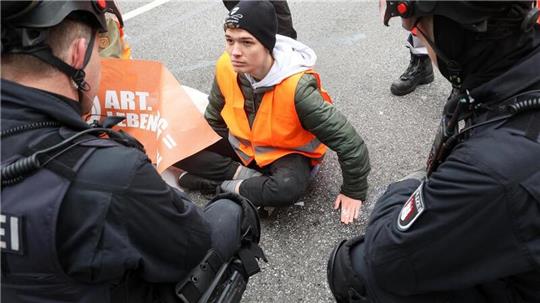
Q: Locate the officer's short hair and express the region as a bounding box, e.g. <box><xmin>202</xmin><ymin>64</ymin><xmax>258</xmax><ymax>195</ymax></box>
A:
<box><xmin>2</xmin><ymin>19</ymin><xmax>92</xmax><ymax>78</ymax></box>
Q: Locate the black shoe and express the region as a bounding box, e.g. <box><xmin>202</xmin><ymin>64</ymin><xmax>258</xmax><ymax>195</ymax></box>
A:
<box><xmin>178</xmin><ymin>172</ymin><xmax>220</xmax><ymax>195</ymax></box>
<box><xmin>390</xmin><ymin>53</ymin><xmax>434</xmax><ymax>96</ymax></box>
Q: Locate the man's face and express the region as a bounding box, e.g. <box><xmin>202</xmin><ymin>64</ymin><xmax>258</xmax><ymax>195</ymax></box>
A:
<box><xmin>225</xmin><ymin>28</ymin><xmax>269</xmax><ymax>75</ymax></box>
<box><xmin>81</xmin><ymin>32</ymin><xmax>102</xmax><ymax>114</ymax></box>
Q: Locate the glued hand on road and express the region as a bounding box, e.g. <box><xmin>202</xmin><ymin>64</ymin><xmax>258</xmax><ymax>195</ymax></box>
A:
<box><xmin>334</xmin><ymin>193</ymin><xmax>363</xmax><ymax>224</ymax></box>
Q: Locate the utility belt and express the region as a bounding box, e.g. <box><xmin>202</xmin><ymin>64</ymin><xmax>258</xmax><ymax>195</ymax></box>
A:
<box><xmin>426</xmin><ymin>90</ymin><xmax>540</xmax><ymax>176</ymax></box>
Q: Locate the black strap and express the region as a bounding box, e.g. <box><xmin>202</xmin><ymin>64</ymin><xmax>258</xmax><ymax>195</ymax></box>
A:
<box><xmin>175</xmin><ymin>249</ymin><xmax>225</xmax><ymax>303</ymax></box>
<box><xmin>30</xmin><ymin>48</ymin><xmax>88</xmax><ymax>91</ymax></box>
<box><xmin>28</xmin><ymin>32</ymin><xmax>96</xmax><ymax>91</ymax></box>
<box><xmin>1</xmin><ymin>129</ymin><xmax>98</xmax><ymax>187</ymax></box>
<box><xmin>237</xmin><ymin>242</ymin><xmax>265</xmax><ymax>277</ymax></box>
<box><xmin>21</xmin><ymin>131</ymin><xmax>93</xmax><ymax>181</ymax></box>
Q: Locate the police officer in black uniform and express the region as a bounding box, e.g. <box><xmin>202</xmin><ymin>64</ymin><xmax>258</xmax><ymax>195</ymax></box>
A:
<box><xmin>1</xmin><ymin>1</ymin><xmax>263</xmax><ymax>302</ymax></box>
<box><xmin>327</xmin><ymin>1</ymin><xmax>540</xmax><ymax>302</ymax></box>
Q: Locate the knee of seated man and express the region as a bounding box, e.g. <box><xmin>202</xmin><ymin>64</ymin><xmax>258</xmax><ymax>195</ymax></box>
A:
<box><xmin>268</xmin><ymin>174</ymin><xmax>308</xmax><ymax>206</ymax></box>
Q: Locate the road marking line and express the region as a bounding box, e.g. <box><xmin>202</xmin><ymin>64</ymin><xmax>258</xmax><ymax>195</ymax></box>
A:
<box><xmin>123</xmin><ymin>0</ymin><xmax>172</xmax><ymax>21</ymax></box>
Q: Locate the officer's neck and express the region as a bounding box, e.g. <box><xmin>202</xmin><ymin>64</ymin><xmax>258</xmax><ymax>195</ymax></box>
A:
<box><xmin>4</xmin><ymin>71</ymin><xmax>79</xmax><ymax>102</ymax></box>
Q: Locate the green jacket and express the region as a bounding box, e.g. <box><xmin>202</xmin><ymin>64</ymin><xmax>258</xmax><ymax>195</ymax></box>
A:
<box><xmin>205</xmin><ymin>72</ymin><xmax>370</xmax><ymax>200</ymax></box>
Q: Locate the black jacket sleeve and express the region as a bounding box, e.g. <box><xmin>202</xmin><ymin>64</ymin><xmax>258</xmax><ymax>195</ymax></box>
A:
<box><xmin>363</xmin><ymin>145</ymin><xmax>535</xmax><ymax>296</ymax></box>
<box><xmin>57</xmin><ymin>146</ymin><xmax>212</xmax><ymax>284</ymax></box>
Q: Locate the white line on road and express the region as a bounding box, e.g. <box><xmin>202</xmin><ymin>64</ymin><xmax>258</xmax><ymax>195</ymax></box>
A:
<box><xmin>123</xmin><ymin>0</ymin><xmax>172</xmax><ymax>21</ymax></box>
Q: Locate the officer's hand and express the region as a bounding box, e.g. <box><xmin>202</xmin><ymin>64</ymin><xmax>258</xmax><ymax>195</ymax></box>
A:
<box><xmin>334</xmin><ymin>194</ymin><xmax>362</xmax><ymax>224</ymax></box>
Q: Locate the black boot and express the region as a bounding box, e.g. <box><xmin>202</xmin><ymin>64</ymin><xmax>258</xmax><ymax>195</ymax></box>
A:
<box><xmin>178</xmin><ymin>172</ymin><xmax>221</xmax><ymax>195</ymax></box>
<box><xmin>390</xmin><ymin>53</ymin><xmax>434</xmax><ymax>96</ymax></box>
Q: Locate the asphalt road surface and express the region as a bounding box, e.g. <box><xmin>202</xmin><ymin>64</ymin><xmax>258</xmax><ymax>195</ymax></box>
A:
<box><xmin>118</xmin><ymin>1</ymin><xmax>451</xmax><ymax>302</ymax></box>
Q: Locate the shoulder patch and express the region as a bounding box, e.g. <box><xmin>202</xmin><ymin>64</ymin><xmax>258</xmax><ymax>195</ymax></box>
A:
<box><xmin>397</xmin><ymin>182</ymin><xmax>425</xmax><ymax>231</ymax></box>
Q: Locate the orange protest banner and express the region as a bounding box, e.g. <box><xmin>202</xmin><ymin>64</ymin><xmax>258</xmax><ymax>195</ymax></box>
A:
<box><xmin>90</xmin><ymin>58</ymin><xmax>220</xmax><ymax>173</ymax></box>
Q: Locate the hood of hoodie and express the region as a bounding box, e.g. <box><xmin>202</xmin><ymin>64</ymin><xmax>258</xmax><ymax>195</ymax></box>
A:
<box><xmin>246</xmin><ymin>34</ymin><xmax>317</xmax><ymax>90</ymax></box>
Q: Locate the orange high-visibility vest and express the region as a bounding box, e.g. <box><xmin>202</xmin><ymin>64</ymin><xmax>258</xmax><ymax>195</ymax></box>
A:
<box><xmin>216</xmin><ymin>52</ymin><xmax>332</xmax><ymax>167</ymax></box>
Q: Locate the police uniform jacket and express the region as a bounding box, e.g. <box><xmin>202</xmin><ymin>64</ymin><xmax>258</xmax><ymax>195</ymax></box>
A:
<box><xmin>361</xmin><ymin>49</ymin><xmax>540</xmax><ymax>302</ymax></box>
<box><xmin>1</xmin><ymin>79</ymin><xmax>212</xmax><ymax>302</ymax></box>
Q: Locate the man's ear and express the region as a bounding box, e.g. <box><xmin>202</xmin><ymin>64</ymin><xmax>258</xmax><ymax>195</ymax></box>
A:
<box><xmin>69</xmin><ymin>37</ymin><xmax>88</xmax><ymax>69</ymax></box>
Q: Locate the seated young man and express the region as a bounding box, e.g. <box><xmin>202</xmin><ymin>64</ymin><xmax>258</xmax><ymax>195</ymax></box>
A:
<box><xmin>176</xmin><ymin>0</ymin><xmax>370</xmax><ymax>224</ymax></box>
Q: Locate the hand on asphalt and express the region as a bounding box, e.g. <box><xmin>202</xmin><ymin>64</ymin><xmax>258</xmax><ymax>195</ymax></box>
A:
<box><xmin>334</xmin><ymin>193</ymin><xmax>362</xmax><ymax>224</ymax></box>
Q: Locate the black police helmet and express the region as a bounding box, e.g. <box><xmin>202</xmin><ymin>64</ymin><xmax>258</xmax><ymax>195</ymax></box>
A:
<box><xmin>380</xmin><ymin>1</ymin><xmax>538</xmax><ymax>88</ymax></box>
<box><xmin>2</xmin><ymin>0</ymin><xmax>122</xmax><ymax>32</ymax></box>
<box><xmin>1</xmin><ymin>1</ymin><xmax>123</xmax><ymax>91</ymax></box>
<box><xmin>381</xmin><ymin>1</ymin><xmax>537</xmax><ymax>32</ymax></box>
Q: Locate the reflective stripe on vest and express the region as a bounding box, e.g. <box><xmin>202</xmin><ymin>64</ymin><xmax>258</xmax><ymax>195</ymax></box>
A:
<box><xmin>228</xmin><ymin>132</ymin><xmax>253</xmax><ymax>164</ymax></box>
<box><xmin>216</xmin><ymin>52</ymin><xmax>332</xmax><ymax>167</ymax></box>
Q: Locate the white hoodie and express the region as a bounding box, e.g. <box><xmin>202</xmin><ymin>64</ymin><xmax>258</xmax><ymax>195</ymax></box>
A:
<box><xmin>245</xmin><ymin>34</ymin><xmax>317</xmax><ymax>90</ymax></box>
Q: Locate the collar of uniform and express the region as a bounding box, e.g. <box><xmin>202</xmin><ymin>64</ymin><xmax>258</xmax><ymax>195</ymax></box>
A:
<box><xmin>470</xmin><ymin>48</ymin><xmax>540</xmax><ymax>105</ymax></box>
<box><xmin>1</xmin><ymin>79</ymin><xmax>91</xmax><ymax>131</ymax></box>
<box><xmin>47</xmin><ymin>91</ymin><xmax>82</xmax><ymax>115</ymax></box>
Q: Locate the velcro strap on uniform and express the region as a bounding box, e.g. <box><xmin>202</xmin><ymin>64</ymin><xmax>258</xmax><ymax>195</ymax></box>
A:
<box><xmin>22</xmin><ymin>132</ymin><xmax>91</xmax><ymax>181</ymax></box>
<box><xmin>237</xmin><ymin>242</ymin><xmax>267</xmax><ymax>277</ymax></box>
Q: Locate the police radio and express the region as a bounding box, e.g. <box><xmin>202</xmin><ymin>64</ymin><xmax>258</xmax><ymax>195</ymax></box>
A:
<box><xmin>426</xmin><ymin>90</ymin><xmax>472</xmax><ymax>176</ymax></box>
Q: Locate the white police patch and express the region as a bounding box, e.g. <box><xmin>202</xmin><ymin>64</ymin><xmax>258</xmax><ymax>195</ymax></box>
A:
<box><xmin>1</xmin><ymin>213</ymin><xmax>24</xmax><ymax>255</ymax></box>
<box><xmin>397</xmin><ymin>183</ymin><xmax>425</xmax><ymax>231</ymax></box>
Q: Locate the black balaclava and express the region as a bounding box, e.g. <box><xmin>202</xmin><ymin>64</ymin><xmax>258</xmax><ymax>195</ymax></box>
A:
<box><xmin>433</xmin><ymin>4</ymin><xmax>540</xmax><ymax>90</ymax></box>
<box><xmin>224</xmin><ymin>0</ymin><xmax>278</xmax><ymax>52</ymax></box>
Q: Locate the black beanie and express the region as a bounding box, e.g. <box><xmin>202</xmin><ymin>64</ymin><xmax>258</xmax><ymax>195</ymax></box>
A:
<box><xmin>224</xmin><ymin>0</ymin><xmax>278</xmax><ymax>52</ymax></box>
